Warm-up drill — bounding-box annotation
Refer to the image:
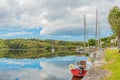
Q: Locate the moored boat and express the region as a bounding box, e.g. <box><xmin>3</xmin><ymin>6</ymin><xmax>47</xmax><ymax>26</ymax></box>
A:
<box><xmin>69</xmin><ymin>60</ymin><xmax>91</xmax><ymax>78</ymax></box>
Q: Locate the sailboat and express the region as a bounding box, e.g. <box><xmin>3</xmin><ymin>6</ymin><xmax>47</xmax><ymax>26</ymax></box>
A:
<box><xmin>69</xmin><ymin>14</ymin><xmax>92</xmax><ymax>78</ymax></box>
<box><xmin>69</xmin><ymin>9</ymin><xmax>100</xmax><ymax>78</ymax></box>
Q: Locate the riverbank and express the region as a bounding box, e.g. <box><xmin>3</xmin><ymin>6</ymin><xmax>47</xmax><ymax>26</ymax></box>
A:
<box><xmin>82</xmin><ymin>49</ymin><xmax>120</xmax><ymax>80</ymax></box>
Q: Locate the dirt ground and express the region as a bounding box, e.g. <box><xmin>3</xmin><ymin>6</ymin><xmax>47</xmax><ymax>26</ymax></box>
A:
<box><xmin>82</xmin><ymin>51</ymin><xmax>108</xmax><ymax>80</ymax></box>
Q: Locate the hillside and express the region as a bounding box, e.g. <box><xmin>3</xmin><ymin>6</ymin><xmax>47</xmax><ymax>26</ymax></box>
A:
<box><xmin>0</xmin><ymin>38</ymin><xmax>85</xmax><ymax>58</ymax></box>
<box><xmin>0</xmin><ymin>35</ymin><xmax>116</xmax><ymax>59</ymax></box>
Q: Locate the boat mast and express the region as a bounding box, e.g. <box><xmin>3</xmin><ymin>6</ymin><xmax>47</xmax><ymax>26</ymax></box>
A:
<box><xmin>84</xmin><ymin>14</ymin><xmax>87</xmax><ymax>54</ymax></box>
<box><xmin>95</xmin><ymin>9</ymin><xmax>98</xmax><ymax>51</ymax></box>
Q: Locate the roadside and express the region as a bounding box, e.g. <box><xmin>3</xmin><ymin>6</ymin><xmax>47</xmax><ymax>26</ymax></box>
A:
<box><xmin>100</xmin><ymin>49</ymin><xmax>120</xmax><ymax>80</ymax></box>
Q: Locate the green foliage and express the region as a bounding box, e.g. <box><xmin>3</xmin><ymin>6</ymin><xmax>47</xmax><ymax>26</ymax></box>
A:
<box><xmin>1</xmin><ymin>36</ymin><xmax>118</xmax><ymax>58</ymax></box>
<box><xmin>108</xmin><ymin>6</ymin><xmax>120</xmax><ymax>52</ymax></box>
<box><xmin>0</xmin><ymin>38</ymin><xmax>83</xmax><ymax>58</ymax></box>
<box><xmin>101</xmin><ymin>35</ymin><xmax>116</xmax><ymax>48</ymax></box>
<box><xmin>108</xmin><ymin>6</ymin><xmax>120</xmax><ymax>36</ymax></box>
<box><xmin>0</xmin><ymin>38</ymin><xmax>84</xmax><ymax>51</ymax></box>
<box><xmin>0</xmin><ymin>39</ymin><xmax>9</xmax><ymax>49</ymax></box>
<box><xmin>6</xmin><ymin>39</ymin><xmax>28</xmax><ymax>49</ymax></box>
<box><xmin>88</xmin><ymin>39</ymin><xmax>96</xmax><ymax>46</ymax></box>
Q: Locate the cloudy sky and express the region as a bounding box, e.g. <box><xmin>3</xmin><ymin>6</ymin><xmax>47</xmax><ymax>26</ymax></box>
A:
<box><xmin>0</xmin><ymin>0</ymin><xmax>119</xmax><ymax>41</ymax></box>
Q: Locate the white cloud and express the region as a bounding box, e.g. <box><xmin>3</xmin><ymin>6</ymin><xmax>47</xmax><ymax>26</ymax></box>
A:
<box><xmin>0</xmin><ymin>31</ymin><xmax>33</xmax><ymax>37</ymax></box>
<box><xmin>0</xmin><ymin>0</ymin><xmax>120</xmax><ymax>36</ymax></box>
<box><xmin>62</xmin><ymin>36</ymin><xmax>72</xmax><ymax>38</ymax></box>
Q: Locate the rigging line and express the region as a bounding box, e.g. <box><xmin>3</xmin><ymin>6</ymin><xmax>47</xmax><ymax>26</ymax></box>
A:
<box><xmin>86</xmin><ymin>18</ymin><xmax>90</xmax><ymax>55</ymax></box>
<box><xmin>97</xmin><ymin>10</ymin><xmax>101</xmax><ymax>51</ymax></box>
<box><xmin>86</xmin><ymin>30</ymin><xmax>90</xmax><ymax>54</ymax></box>
<box><xmin>84</xmin><ymin>15</ymin><xmax>90</xmax><ymax>55</ymax></box>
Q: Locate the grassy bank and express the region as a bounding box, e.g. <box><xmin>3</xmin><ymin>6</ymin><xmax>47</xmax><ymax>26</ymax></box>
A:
<box><xmin>102</xmin><ymin>49</ymin><xmax>120</xmax><ymax>80</ymax></box>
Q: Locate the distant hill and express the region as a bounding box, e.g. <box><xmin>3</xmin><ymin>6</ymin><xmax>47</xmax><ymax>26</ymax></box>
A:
<box><xmin>0</xmin><ymin>36</ymin><xmax>116</xmax><ymax>59</ymax></box>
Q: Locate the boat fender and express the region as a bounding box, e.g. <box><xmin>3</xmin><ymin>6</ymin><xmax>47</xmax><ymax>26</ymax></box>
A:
<box><xmin>69</xmin><ymin>64</ymin><xmax>75</xmax><ymax>70</ymax></box>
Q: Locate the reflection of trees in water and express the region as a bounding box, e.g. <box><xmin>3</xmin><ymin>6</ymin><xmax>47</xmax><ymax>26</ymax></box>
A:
<box><xmin>0</xmin><ymin>50</ymin><xmax>8</xmax><ymax>58</ymax></box>
<box><xmin>5</xmin><ymin>50</ymin><xmax>45</xmax><ymax>58</ymax></box>
<box><xmin>0</xmin><ymin>50</ymin><xmax>77</xmax><ymax>59</ymax></box>
<box><xmin>2</xmin><ymin>50</ymin><xmax>27</xmax><ymax>58</ymax></box>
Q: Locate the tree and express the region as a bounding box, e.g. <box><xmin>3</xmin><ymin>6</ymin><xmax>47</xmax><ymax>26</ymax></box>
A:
<box><xmin>88</xmin><ymin>39</ymin><xmax>96</xmax><ymax>46</ymax></box>
<box><xmin>108</xmin><ymin>6</ymin><xmax>120</xmax><ymax>52</ymax></box>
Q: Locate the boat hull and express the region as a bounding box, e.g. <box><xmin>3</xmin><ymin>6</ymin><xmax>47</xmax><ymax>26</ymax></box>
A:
<box><xmin>71</xmin><ymin>69</ymin><xmax>87</xmax><ymax>77</ymax></box>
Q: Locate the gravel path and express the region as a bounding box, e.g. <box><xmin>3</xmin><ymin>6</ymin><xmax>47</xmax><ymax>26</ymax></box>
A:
<box><xmin>82</xmin><ymin>51</ymin><xmax>108</xmax><ymax>80</ymax></box>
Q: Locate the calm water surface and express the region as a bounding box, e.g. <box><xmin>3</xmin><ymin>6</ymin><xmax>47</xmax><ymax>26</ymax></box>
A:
<box><xmin>0</xmin><ymin>56</ymin><xmax>87</xmax><ymax>80</ymax></box>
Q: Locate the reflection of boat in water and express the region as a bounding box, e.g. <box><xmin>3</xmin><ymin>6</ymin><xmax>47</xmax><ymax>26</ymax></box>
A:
<box><xmin>72</xmin><ymin>76</ymin><xmax>82</xmax><ymax>80</ymax></box>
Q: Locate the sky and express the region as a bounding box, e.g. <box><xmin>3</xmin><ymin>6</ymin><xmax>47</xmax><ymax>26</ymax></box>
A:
<box><xmin>0</xmin><ymin>0</ymin><xmax>119</xmax><ymax>41</ymax></box>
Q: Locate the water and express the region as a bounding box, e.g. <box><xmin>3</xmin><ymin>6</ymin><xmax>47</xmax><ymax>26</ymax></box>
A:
<box><xmin>0</xmin><ymin>56</ymin><xmax>87</xmax><ymax>80</ymax></box>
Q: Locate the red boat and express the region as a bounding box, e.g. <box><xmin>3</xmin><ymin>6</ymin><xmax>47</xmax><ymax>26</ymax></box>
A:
<box><xmin>71</xmin><ymin>69</ymin><xmax>87</xmax><ymax>77</ymax></box>
<box><xmin>69</xmin><ymin>60</ymin><xmax>88</xmax><ymax>78</ymax></box>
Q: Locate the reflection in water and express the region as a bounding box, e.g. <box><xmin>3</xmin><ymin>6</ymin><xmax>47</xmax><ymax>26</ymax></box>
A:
<box><xmin>72</xmin><ymin>77</ymin><xmax>82</xmax><ymax>80</ymax></box>
<box><xmin>0</xmin><ymin>56</ymin><xmax>87</xmax><ymax>80</ymax></box>
<box><xmin>0</xmin><ymin>50</ymin><xmax>76</xmax><ymax>58</ymax></box>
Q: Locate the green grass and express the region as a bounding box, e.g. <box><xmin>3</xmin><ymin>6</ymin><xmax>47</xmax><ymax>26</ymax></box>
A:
<box><xmin>102</xmin><ymin>49</ymin><xmax>120</xmax><ymax>80</ymax></box>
